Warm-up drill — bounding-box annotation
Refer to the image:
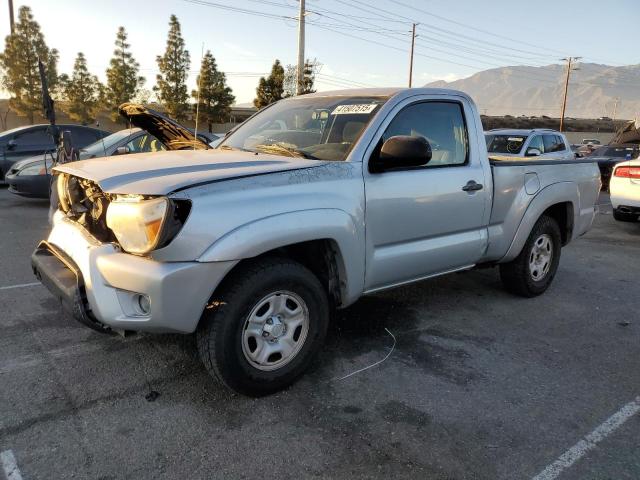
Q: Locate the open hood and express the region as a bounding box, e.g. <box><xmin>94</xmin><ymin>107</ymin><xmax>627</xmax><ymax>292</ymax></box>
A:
<box><xmin>611</xmin><ymin>119</ymin><xmax>640</xmax><ymax>145</ymax></box>
<box><xmin>118</xmin><ymin>103</ymin><xmax>210</xmax><ymax>151</ymax></box>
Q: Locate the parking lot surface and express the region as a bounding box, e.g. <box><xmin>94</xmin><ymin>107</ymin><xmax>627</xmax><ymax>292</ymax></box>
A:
<box><xmin>1</xmin><ymin>186</ymin><xmax>639</xmax><ymax>480</ymax></box>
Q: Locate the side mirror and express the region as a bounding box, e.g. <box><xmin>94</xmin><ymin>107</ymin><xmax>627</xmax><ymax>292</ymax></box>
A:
<box><xmin>370</xmin><ymin>135</ymin><xmax>432</xmax><ymax>173</ymax></box>
<box><xmin>115</xmin><ymin>146</ymin><xmax>130</xmax><ymax>155</ymax></box>
<box><xmin>6</xmin><ymin>139</ymin><xmax>17</xmax><ymax>150</ymax></box>
<box><xmin>525</xmin><ymin>147</ymin><xmax>541</xmax><ymax>157</ymax></box>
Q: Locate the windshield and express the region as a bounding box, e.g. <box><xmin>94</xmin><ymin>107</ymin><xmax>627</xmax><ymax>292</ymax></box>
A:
<box><xmin>485</xmin><ymin>134</ymin><xmax>528</xmax><ymax>154</ymax></box>
<box><xmin>219</xmin><ymin>95</ymin><xmax>389</xmax><ymax>161</ymax></box>
<box><xmin>80</xmin><ymin>129</ymin><xmax>140</xmax><ymax>158</ymax></box>
<box><xmin>593</xmin><ymin>145</ymin><xmax>640</xmax><ymax>158</ymax></box>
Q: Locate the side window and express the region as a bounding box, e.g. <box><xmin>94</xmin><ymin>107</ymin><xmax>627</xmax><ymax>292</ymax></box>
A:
<box><xmin>527</xmin><ymin>135</ymin><xmax>544</xmax><ymax>153</ymax></box>
<box><xmin>125</xmin><ymin>135</ymin><xmax>146</xmax><ymax>153</ymax></box>
<box><xmin>382</xmin><ymin>101</ymin><xmax>468</xmax><ymax>167</ymax></box>
<box><xmin>555</xmin><ymin>135</ymin><xmax>566</xmax><ymax>151</ymax></box>
<box><xmin>543</xmin><ymin>134</ymin><xmax>563</xmax><ymax>153</ymax></box>
<box><xmin>68</xmin><ymin>127</ymin><xmax>99</xmax><ymax>148</ymax></box>
<box><xmin>13</xmin><ymin>128</ymin><xmax>52</xmax><ymax>147</ymax></box>
<box><xmin>127</xmin><ymin>134</ymin><xmax>165</xmax><ymax>153</ymax></box>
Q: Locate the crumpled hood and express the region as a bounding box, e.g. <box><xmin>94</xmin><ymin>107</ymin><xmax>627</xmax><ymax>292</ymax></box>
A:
<box><xmin>54</xmin><ymin>149</ymin><xmax>327</xmax><ymax>195</ymax></box>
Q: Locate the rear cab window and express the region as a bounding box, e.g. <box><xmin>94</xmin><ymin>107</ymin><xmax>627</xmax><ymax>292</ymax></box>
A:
<box><xmin>486</xmin><ymin>134</ymin><xmax>527</xmax><ymax>154</ymax></box>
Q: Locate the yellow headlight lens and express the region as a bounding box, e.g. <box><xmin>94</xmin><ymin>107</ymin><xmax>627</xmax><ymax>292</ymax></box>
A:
<box><xmin>106</xmin><ymin>196</ymin><xmax>169</xmax><ymax>254</ymax></box>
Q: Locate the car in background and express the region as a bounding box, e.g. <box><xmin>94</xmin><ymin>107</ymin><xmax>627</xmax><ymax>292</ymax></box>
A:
<box><xmin>485</xmin><ymin>128</ymin><xmax>574</xmax><ymax>160</ymax></box>
<box><xmin>0</xmin><ymin>124</ymin><xmax>109</xmax><ymax>182</ymax></box>
<box><xmin>571</xmin><ymin>143</ymin><xmax>598</xmax><ymax>158</ymax></box>
<box><xmin>610</xmin><ymin>158</ymin><xmax>640</xmax><ymax>222</ymax></box>
<box><xmin>6</xmin><ymin>104</ymin><xmax>210</xmax><ymax>198</ymax></box>
<box><xmin>194</xmin><ymin>131</ymin><xmax>220</xmax><ymax>146</ymax></box>
<box><xmin>582</xmin><ymin>138</ymin><xmax>601</xmax><ymax>145</ymax></box>
<box><xmin>590</xmin><ymin>144</ymin><xmax>640</xmax><ymax>190</ymax></box>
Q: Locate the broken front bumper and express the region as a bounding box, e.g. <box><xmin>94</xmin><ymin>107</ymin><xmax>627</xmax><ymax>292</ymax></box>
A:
<box><xmin>32</xmin><ymin>212</ymin><xmax>236</xmax><ymax>333</ymax></box>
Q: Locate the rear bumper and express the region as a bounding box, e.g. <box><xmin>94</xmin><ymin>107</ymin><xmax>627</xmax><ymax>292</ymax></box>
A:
<box><xmin>614</xmin><ymin>205</ymin><xmax>640</xmax><ymax>216</ymax></box>
<box><xmin>610</xmin><ymin>179</ymin><xmax>640</xmax><ymax>209</ymax></box>
<box><xmin>33</xmin><ymin>212</ymin><xmax>236</xmax><ymax>333</ymax></box>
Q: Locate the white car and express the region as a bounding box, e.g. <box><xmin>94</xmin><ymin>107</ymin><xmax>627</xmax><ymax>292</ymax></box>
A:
<box><xmin>485</xmin><ymin>129</ymin><xmax>575</xmax><ymax>161</ymax></box>
<box><xmin>610</xmin><ymin>158</ymin><xmax>640</xmax><ymax>222</ymax></box>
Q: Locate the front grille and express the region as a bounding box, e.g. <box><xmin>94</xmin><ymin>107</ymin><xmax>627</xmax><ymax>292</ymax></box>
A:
<box><xmin>59</xmin><ymin>174</ymin><xmax>116</xmax><ymax>243</ymax></box>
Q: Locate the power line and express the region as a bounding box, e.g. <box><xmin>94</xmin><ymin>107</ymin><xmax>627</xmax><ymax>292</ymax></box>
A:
<box><xmin>181</xmin><ymin>0</ymin><xmax>291</xmax><ymax>20</ymax></box>
<box><xmin>180</xmin><ymin>0</ymin><xmax>635</xmax><ymax>93</ymax></box>
<box><xmin>384</xmin><ymin>0</ymin><xmax>569</xmax><ymax>57</ymax></box>
<box><xmin>333</xmin><ymin>0</ymin><xmax>559</xmax><ymax>59</ymax></box>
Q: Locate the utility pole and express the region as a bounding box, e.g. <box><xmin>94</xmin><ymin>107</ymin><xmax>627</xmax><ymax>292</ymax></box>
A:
<box><xmin>8</xmin><ymin>0</ymin><xmax>15</xmax><ymax>34</ymax></box>
<box><xmin>408</xmin><ymin>23</ymin><xmax>416</xmax><ymax>88</ymax></box>
<box><xmin>612</xmin><ymin>97</ymin><xmax>619</xmax><ymax>122</ymax></box>
<box><xmin>559</xmin><ymin>56</ymin><xmax>581</xmax><ymax>132</ymax></box>
<box><xmin>296</xmin><ymin>0</ymin><xmax>305</xmax><ymax>95</ymax></box>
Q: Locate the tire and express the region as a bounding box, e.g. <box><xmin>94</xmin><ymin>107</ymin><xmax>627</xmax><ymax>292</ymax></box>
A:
<box><xmin>613</xmin><ymin>209</ymin><xmax>637</xmax><ymax>222</ymax></box>
<box><xmin>197</xmin><ymin>257</ymin><xmax>329</xmax><ymax>396</ymax></box>
<box><xmin>499</xmin><ymin>215</ymin><xmax>562</xmax><ymax>298</ymax></box>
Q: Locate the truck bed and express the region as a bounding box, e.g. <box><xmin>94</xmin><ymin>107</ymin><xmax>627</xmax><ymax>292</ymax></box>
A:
<box><xmin>482</xmin><ymin>157</ymin><xmax>600</xmax><ymax>262</ymax></box>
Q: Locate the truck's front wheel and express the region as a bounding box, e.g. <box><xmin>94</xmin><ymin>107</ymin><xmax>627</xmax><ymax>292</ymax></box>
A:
<box><xmin>499</xmin><ymin>215</ymin><xmax>561</xmax><ymax>297</ymax></box>
<box><xmin>197</xmin><ymin>257</ymin><xmax>329</xmax><ymax>396</ymax></box>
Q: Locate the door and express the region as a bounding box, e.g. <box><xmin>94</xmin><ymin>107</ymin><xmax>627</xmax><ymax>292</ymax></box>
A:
<box><xmin>363</xmin><ymin>100</ymin><xmax>489</xmax><ymax>291</ymax></box>
<box><xmin>4</xmin><ymin>127</ymin><xmax>54</xmax><ymax>172</ymax></box>
<box><xmin>525</xmin><ymin>134</ymin><xmax>544</xmax><ymax>156</ymax></box>
<box><xmin>542</xmin><ymin>134</ymin><xmax>569</xmax><ymax>160</ymax></box>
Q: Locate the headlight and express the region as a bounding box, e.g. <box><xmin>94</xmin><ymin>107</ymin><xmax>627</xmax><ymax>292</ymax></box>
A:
<box><xmin>106</xmin><ymin>196</ymin><xmax>169</xmax><ymax>255</ymax></box>
<box><xmin>18</xmin><ymin>163</ymin><xmax>47</xmax><ymax>176</ymax></box>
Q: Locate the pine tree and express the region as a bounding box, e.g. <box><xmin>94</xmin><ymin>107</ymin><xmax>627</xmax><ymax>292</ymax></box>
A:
<box><xmin>192</xmin><ymin>51</ymin><xmax>235</xmax><ymax>133</ymax></box>
<box><xmin>254</xmin><ymin>60</ymin><xmax>284</xmax><ymax>108</ymax></box>
<box><xmin>61</xmin><ymin>52</ymin><xmax>103</xmax><ymax>124</ymax></box>
<box><xmin>154</xmin><ymin>15</ymin><xmax>190</xmax><ymax>120</ymax></box>
<box><xmin>105</xmin><ymin>27</ymin><xmax>145</xmax><ymax>122</ymax></box>
<box><xmin>283</xmin><ymin>59</ymin><xmax>318</xmax><ymax>97</ymax></box>
<box><xmin>0</xmin><ymin>6</ymin><xmax>59</xmax><ymax>124</ymax></box>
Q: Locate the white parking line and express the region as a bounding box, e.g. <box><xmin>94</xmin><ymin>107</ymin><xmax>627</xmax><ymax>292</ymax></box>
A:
<box><xmin>532</xmin><ymin>396</ymin><xmax>640</xmax><ymax>480</ymax></box>
<box><xmin>0</xmin><ymin>282</ymin><xmax>41</xmax><ymax>291</ymax></box>
<box><xmin>0</xmin><ymin>450</ymin><xmax>23</xmax><ymax>480</ymax></box>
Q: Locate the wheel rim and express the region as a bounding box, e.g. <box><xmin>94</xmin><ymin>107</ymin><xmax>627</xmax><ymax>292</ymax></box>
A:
<box><xmin>529</xmin><ymin>234</ymin><xmax>553</xmax><ymax>281</ymax></box>
<box><xmin>241</xmin><ymin>291</ymin><xmax>310</xmax><ymax>372</ymax></box>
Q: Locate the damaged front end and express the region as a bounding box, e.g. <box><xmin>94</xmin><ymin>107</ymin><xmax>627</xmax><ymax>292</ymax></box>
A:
<box><xmin>54</xmin><ymin>172</ymin><xmax>191</xmax><ymax>255</ymax></box>
<box><xmin>57</xmin><ymin>173</ymin><xmax>116</xmax><ymax>243</ymax></box>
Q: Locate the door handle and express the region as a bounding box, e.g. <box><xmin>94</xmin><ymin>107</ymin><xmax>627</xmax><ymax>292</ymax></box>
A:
<box><xmin>462</xmin><ymin>180</ymin><xmax>483</xmax><ymax>192</ymax></box>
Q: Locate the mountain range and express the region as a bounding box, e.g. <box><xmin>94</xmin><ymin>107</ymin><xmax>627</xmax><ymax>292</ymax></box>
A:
<box><xmin>425</xmin><ymin>63</ymin><xmax>639</xmax><ymax>119</ymax></box>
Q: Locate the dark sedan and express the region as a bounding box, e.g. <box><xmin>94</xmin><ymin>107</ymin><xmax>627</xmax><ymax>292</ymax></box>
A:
<box><xmin>0</xmin><ymin>124</ymin><xmax>109</xmax><ymax>182</ymax></box>
<box><xmin>7</xmin><ymin>104</ymin><xmax>214</xmax><ymax>198</ymax></box>
<box><xmin>591</xmin><ymin>144</ymin><xmax>640</xmax><ymax>190</ymax></box>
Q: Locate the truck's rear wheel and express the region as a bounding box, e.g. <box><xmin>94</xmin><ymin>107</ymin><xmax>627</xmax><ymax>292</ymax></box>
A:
<box><xmin>499</xmin><ymin>215</ymin><xmax>561</xmax><ymax>297</ymax></box>
<box><xmin>197</xmin><ymin>257</ymin><xmax>329</xmax><ymax>396</ymax></box>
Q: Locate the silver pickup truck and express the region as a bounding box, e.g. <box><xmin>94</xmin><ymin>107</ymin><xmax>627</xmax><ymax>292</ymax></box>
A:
<box><xmin>32</xmin><ymin>88</ymin><xmax>600</xmax><ymax>396</ymax></box>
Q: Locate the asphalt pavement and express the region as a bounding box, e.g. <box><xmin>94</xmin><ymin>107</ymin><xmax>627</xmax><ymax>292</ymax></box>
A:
<box><xmin>1</xmin><ymin>186</ymin><xmax>639</xmax><ymax>480</ymax></box>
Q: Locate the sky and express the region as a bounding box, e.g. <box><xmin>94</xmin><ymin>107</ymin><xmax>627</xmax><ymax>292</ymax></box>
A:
<box><xmin>1</xmin><ymin>0</ymin><xmax>638</xmax><ymax>105</ymax></box>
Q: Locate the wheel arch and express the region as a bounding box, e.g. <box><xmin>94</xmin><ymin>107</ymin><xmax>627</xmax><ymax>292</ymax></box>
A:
<box><xmin>501</xmin><ymin>182</ymin><xmax>578</xmax><ymax>263</ymax></box>
<box><xmin>198</xmin><ymin>209</ymin><xmax>365</xmax><ymax>307</ymax></box>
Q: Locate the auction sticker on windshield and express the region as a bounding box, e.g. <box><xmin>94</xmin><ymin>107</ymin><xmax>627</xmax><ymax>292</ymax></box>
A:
<box><xmin>332</xmin><ymin>104</ymin><xmax>378</xmax><ymax>115</ymax></box>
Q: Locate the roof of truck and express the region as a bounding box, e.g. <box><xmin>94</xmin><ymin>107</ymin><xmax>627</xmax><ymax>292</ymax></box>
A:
<box><xmin>301</xmin><ymin>87</ymin><xmax>473</xmax><ymax>99</ymax></box>
<box><xmin>486</xmin><ymin>128</ymin><xmax>566</xmax><ymax>137</ymax></box>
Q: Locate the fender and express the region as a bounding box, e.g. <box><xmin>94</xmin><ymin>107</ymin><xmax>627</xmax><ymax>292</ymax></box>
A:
<box><xmin>197</xmin><ymin>208</ymin><xmax>365</xmax><ymax>306</ymax></box>
<box><xmin>501</xmin><ymin>182</ymin><xmax>579</xmax><ymax>263</ymax></box>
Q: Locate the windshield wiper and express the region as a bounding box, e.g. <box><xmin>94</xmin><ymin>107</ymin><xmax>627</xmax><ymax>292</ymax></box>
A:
<box><xmin>252</xmin><ymin>143</ymin><xmax>318</xmax><ymax>160</ymax></box>
<box><xmin>219</xmin><ymin>145</ymin><xmax>251</xmax><ymax>152</ymax></box>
